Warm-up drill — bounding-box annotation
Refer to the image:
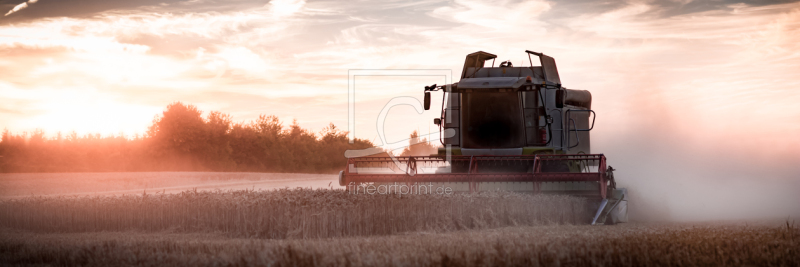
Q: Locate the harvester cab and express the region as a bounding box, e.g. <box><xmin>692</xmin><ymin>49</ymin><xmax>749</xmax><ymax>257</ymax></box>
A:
<box><xmin>340</xmin><ymin>50</ymin><xmax>628</xmax><ymax>225</ymax></box>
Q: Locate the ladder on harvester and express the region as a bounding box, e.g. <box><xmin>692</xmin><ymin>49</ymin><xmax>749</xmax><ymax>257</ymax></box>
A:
<box><xmin>591</xmin><ymin>189</ymin><xmax>627</xmax><ymax>225</ymax></box>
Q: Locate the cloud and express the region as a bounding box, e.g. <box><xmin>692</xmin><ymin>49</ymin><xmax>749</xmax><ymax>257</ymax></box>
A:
<box><xmin>269</xmin><ymin>0</ymin><xmax>305</xmax><ymax>18</ymax></box>
<box><xmin>4</xmin><ymin>0</ymin><xmax>36</xmax><ymax>16</ymax></box>
<box><xmin>0</xmin><ymin>0</ymin><xmax>269</xmax><ymax>25</ymax></box>
<box><xmin>432</xmin><ymin>0</ymin><xmax>551</xmax><ymax>30</ymax></box>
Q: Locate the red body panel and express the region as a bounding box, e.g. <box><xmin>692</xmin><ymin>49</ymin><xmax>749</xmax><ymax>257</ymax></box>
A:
<box><xmin>341</xmin><ymin>154</ymin><xmax>608</xmax><ymax>198</ymax></box>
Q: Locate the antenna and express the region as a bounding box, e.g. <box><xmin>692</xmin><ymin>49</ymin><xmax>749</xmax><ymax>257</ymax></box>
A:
<box><xmin>527</xmin><ymin>52</ymin><xmax>533</xmax><ymax>67</ymax></box>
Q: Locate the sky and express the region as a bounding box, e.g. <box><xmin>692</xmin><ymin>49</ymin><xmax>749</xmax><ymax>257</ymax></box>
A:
<box><xmin>1</xmin><ymin>0</ymin><xmax>799</xmax><ymax>220</ymax></box>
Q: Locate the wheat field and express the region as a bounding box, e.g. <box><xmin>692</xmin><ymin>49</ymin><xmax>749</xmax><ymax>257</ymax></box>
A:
<box><xmin>1</xmin><ymin>188</ymin><xmax>797</xmax><ymax>266</ymax></box>
<box><xmin>0</xmin><ymin>188</ymin><xmax>592</xmax><ymax>238</ymax></box>
<box><xmin>1</xmin><ymin>222</ymin><xmax>797</xmax><ymax>266</ymax></box>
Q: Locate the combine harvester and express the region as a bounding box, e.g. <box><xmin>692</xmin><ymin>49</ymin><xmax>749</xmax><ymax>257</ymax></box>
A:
<box><xmin>340</xmin><ymin>50</ymin><xmax>627</xmax><ymax>225</ymax></box>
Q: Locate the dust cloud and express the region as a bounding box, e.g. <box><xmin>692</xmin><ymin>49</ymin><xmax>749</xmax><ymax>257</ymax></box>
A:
<box><xmin>593</xmin><ymin>87</ymin><xmax>800</xmax><ymax>222</ymax></box>
<box><xmin>606</xmin><ymin>134</ymin><xmax>800</xmax><ymax>222</ymax></box>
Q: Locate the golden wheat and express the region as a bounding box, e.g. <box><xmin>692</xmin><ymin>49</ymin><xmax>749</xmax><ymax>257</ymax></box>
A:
<box><xmin>0</xmin><ymin>188</ymin><xmax>593</xmax><ymax>238</ymax></box>
<box><xmin>1</xmin><ymin>189</ymin><xmax>797</xmax><ymax>266</ymax></box>
<box><xmin>1</xmin><ymin>222</ymin><xmax>797</xmax><ymax>266</ymax></box>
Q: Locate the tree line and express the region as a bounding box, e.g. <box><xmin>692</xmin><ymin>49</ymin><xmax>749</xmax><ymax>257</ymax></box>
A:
<box><xmin>0</xmin><ymin>102</ymin><xmax>381</xmax><ymax>173</ymax></box>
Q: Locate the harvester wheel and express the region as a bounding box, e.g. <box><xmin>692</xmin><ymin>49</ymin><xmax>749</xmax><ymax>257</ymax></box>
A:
<box><xmin>605</xmin><ymin>214</ymin><xmax>617</xmax><ymax>225</ymax></box>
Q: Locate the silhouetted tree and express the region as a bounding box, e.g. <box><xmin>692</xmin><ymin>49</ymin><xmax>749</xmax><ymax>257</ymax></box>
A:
<box><xmin>147</xmin><ymin>102</ymin><xmax>209</xmax><ymax>170</ymax></box>
<box><xmin>205</xmin><ymin>111</ymin><xmax>234</xmax><ymax>170</ymax></box>
<box><xmin>400</xmin><ymin>130</ymin><xmax>438</xmax><ymax>156</ymax></box>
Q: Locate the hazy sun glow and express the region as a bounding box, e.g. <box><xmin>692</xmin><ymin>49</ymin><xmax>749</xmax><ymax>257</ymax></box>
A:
<box><xmin>0</xmin><ymin>0</ymin><xmax>798</xmax><ymax>147</ymax></box>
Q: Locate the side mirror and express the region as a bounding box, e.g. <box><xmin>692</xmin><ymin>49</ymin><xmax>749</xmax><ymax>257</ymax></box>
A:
<box><xmin>424</xmin><ymin>92</ymin><xmax>431</xmax><ymax>110</ymax></box>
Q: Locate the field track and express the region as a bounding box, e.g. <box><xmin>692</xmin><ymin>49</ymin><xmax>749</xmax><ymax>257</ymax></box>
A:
<box><xmin>0</xmin><ymin>172</ymin><xmax>337</xmax><ymax>198</ymax></box>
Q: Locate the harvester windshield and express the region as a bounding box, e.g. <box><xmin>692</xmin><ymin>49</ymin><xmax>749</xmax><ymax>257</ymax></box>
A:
<box><xmin>462</xmin><ymin>91</ymin><xmax>524</xmax><ymax>148</ymax></box>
